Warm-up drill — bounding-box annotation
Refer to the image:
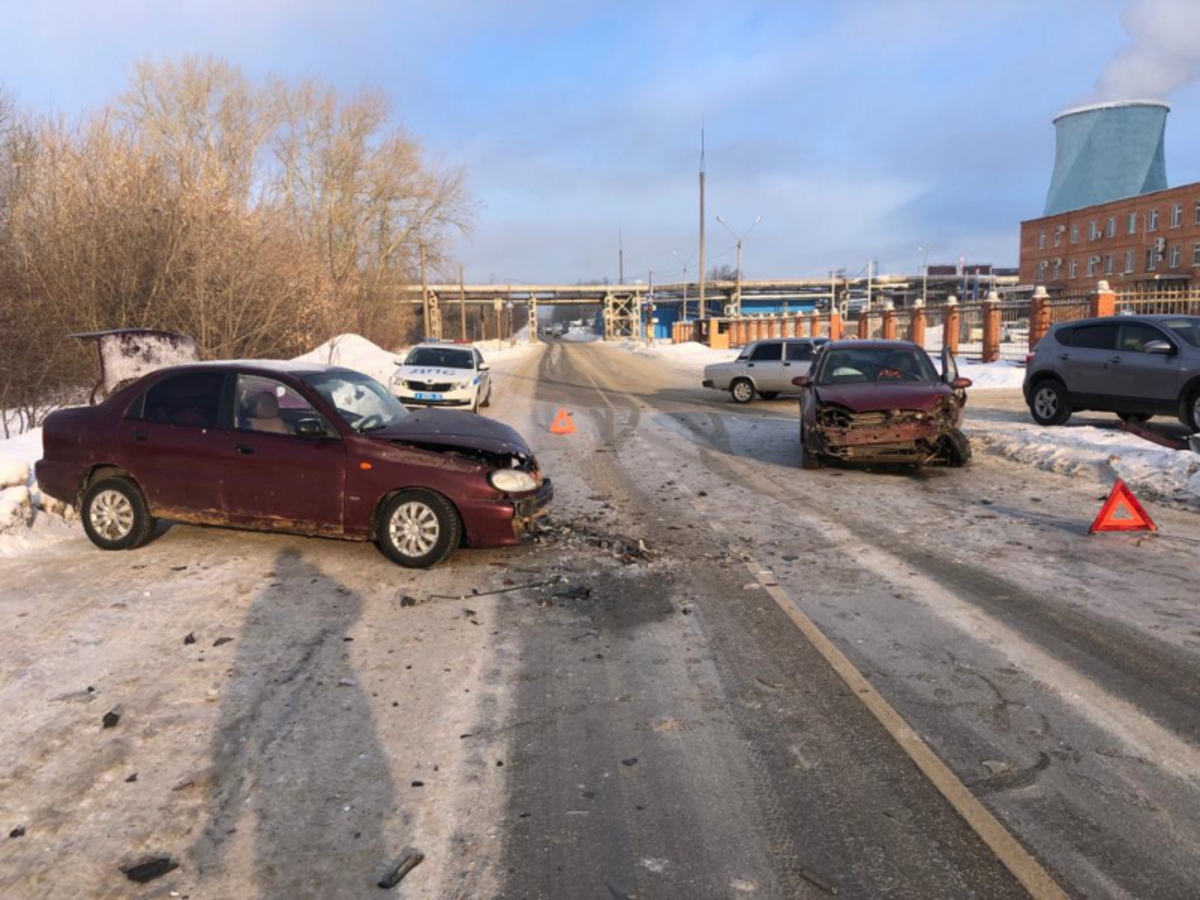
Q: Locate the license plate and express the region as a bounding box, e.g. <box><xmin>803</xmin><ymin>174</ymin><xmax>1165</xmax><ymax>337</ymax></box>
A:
<box><xmin>414</xmin><ymin>392</ymin><xmax>443</xmax><ymax>401</ymax></box>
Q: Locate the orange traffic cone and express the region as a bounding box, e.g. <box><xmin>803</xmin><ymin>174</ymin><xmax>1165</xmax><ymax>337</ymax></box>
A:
<box><xmin>549</xmin><ymin>408</ymin><xmax>576</xmax><ymax>435</ymax></box>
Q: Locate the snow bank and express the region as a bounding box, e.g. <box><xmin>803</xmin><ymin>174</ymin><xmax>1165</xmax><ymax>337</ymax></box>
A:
<box><xmin>560</xmin><ymin>329</ymin><xmax>600</xmax><ymax>343</ymax></box>
<box><xmin>969</xmin><ymin>420</ymin><xmax>1200</xmax><ymax>505</ymax></box>
<box><xmin>615</xmin><ymin>340</ymin><xmax>740</xmax><ymax>370</ymax></box>
<box><xmin>0</xmin><ymin>428</ymin><xmax>78</xmax><ymax>556</ymax></box>
<box><xmin>293</xmin><ymin>334</ymin><xmax>401</xmax><ymax>384</ymax></box>
<box><xmin>958</xmin><ymin>361</ymin><xmax>1026</xmax><ymax>391</ymax></box>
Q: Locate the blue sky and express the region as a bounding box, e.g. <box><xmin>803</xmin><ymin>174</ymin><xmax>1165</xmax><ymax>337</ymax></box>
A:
<box><xmin>5</xmin><ymin>0</ymin><xmax>1200</xmax><ymax>282</ymax></box>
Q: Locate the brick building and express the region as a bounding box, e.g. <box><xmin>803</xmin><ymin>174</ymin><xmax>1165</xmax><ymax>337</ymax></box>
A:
<box><xmin>1020</xmin><ymin>182</ymin><xmax>1200</xmax><ymax>293</ymax></box>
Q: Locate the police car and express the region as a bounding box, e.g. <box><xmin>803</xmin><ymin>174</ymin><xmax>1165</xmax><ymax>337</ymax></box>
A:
<box><xmin>389</xmin><ymin>342</ymin><xmax>493</xmax><ymax>412</ymax></box>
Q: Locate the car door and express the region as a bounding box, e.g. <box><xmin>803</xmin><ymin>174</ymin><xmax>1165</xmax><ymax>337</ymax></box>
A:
<box><xmin>215</xmin><ymin>373</ymin><xmax>347</xmax><ymax>534</ymax></box>
<box><xmin>1109</xmin><ymin>321</ymin><xmax>1182</xmax><ymax>409</ymax></box>
<box><xmin>784</xmin><ymin>342</ymin><xmax>817</xmax><ymax>386</ymax></box>
<box><xmin>121</xmin><ymin>370</ymin><xmax>235</xmax><ymax>519</ymax></box>
<box><xmin>1059</xmin><ymin>322</ymin><xmax>1117</xmax><ymax>402</ymax></box>
<box><xmin>747</xmin><ymin>341</ymin><xmax>785</xmax><ymax>391</ymax></box>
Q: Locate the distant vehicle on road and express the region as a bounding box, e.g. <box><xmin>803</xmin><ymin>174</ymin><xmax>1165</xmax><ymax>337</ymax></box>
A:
<box><xmin>702</xmin><ymin>338</ymin><xmax>829</xmax><ymax>403</ymax></box>
<box><xmin>1024</xmin><ymin>315</ymin><xmax>1200</xmax><ymax>431</ymax></box>
<box><xmin>551</xmin><ymin>323</ymin><xmax>564</xmax><ymax>337</ymax></box>
<box><xmin>794</xmin><ymin>340</ymin><xmax>972</xmax><ymax>468</ymax></box>
<box><xmin>389</xmin><ymin>344</ymin><xmax>492</xmax><ymax>413</ymax></box>
<box><xmin>35</xmin><ymin>361</ymin><xmax>551</xmax><ymax>568</ymax></box>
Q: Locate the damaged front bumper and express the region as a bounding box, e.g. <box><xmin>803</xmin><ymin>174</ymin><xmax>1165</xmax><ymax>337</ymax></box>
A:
<box><xmin>812</xmin><ymin>405</ymin><xmax>960</xmax><ymax>464</ymax></box>
<box><xmin>512</xmin><ymin>478</ymin><xmax>554</xmax><ymax>536</ymax></box>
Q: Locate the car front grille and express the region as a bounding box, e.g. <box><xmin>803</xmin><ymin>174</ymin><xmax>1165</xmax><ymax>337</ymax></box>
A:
<box><xmin>405</xmin><ymin>381</ymin><xmax>455</xmax><ymax>392</ymax></box>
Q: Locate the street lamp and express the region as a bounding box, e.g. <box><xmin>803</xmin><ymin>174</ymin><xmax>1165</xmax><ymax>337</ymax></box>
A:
<box><xmin>671</xmin><ymin>249</ymin><xmax>697</xmax><ymax>322</ymax></box>
<box><xmin>918</xmin><ymin>245</ymin><xmax>933</xmax><ymax>305</ymax></box>
<box><xmin>717</xmin><ymin>215</ymin><xmax>761</xmax><ymax>318</ymax></box>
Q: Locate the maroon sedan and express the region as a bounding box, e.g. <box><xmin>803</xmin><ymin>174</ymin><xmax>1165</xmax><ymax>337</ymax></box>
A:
<box><xmin>35</xmin><ymin>361</ymin><xmax>551</xmax><ymax>567</ymax></box>
<box><xmin>792</xmin><ymin>340</ymin><xmax>973</xmax><ymax>469</ymax></box>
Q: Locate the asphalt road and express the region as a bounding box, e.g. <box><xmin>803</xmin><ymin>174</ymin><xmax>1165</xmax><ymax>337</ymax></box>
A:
<box><xmin>2</xmin><ymin>339</ymin><xmax>1198</xmax><ymax>899</ymax></box>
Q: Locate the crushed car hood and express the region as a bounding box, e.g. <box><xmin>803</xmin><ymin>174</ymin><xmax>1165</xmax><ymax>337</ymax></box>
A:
<box><xmin>814</xmin><ymin>382</ymin><xmax>952</xmax><ymax>413</ymax></box>
<box><xmin>370</xmin><ymin>409</ymin><xmax>530</xmax><ymax>456</ymax></box>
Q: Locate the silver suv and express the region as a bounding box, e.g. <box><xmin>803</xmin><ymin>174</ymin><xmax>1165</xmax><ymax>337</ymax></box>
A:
<box><xmin>1024</xmin><ymin>314</ymin><xmax>1200</xmax><ymax>431</ymax></box>
<box><xmin>702</xmin><ymin>338</ymin><xmax>829</xmax><ymax>403</ymax></box>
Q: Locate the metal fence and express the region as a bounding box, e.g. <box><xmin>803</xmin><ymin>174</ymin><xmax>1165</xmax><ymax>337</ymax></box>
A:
<box><xmin>1116</xmin><ymin>290</ymin><xmax>1200</xmax><ymax>316</ymax></box>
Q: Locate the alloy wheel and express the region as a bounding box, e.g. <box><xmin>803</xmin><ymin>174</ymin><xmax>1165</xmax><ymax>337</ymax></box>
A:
<box><xmin>388</xmin><ymin>501</ymin><xmax>440</xmax><ymax>558</ymax></box>
<box><xmin>89</xmin><ymin>489</ymin><xmax>135</xmax><ymax>541</ymax></box>
<box><xmin>1034</xmin><ymin>386</ymin><xmax>1058</xmax><ymax>420</ymax></box>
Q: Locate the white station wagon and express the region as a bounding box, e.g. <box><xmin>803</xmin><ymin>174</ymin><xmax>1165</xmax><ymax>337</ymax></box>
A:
<box><xmin>702</xmin><ymin>338</ymin><xmax>829</xmax><ymax>403</ymax></box>
<box><xmin>389</xmin><ymin>343</ymin><xmax>493</xmax><ymax>412</ymax></box>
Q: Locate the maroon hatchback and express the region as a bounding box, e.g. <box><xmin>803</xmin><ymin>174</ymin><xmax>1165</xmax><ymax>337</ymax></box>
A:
<box><xmin>35</xmin><ymin>361</ymin><xmax>552</xmax><ymax>567</ymax></box>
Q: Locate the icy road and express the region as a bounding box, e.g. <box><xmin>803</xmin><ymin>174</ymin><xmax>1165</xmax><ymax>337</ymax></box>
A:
<box><xmin>2</xmin><ymin>340</ymin><xmax>1199</xmax><ymax>899</ymax></box>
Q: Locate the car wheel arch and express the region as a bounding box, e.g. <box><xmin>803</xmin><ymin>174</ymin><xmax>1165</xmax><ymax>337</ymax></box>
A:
<box><xmin>1178</xmin><ymin>374</ymin><xmax>1200</xmax><ymax>426</ymax></box>
<box><xmin>78</xmin><ymin>463</ymin><xmax>135</xmax><ymax>505</ymax></box>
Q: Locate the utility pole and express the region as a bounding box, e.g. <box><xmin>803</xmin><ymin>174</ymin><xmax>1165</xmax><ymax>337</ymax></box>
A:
<box><xmin>646</xmin><ymin>270</ymin><xmax>653</xmax><ymax>343</ymax></box>
<box><xmin>717</xmin><ymin>215</ymin><xmax>761</xmax><ymax>320</ymax></box>
<box><xmin>866</xmin><ymin>259</ymin><xmax>873</xmax><ymax>310</ymax></box>
<box><xmin>619</xmin><ymin>225</ymin><xmax>625</xmax><ymax>286</ymax></box>
<box><xmin>420</xmin><ymin>241</ymin><xmax>430</xmax><ymax>338</ymax></box>
<box><xmin>918</xmin><ymin>245</ymin><xmax>932</xmax><ymax>306</ymax></box>
<box><xmin>698</xmin><ymin>123</ymin><xmax>706</xmax><ymax>320</ymax></box>
<box><xmin>458</xmin><ymin>265</ymin><xmax>467</xmax><ymax>342</ymax></box>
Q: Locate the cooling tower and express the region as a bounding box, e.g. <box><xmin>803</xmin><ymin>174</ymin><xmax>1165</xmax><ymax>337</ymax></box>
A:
<box><xmin>1043</xmin><ymin>100</ymin><xmax>1169</xmax><ymax>216</ymax></box>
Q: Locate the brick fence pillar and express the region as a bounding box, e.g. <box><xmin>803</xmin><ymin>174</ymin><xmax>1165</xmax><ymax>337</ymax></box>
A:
<box><xmin>881</xmin><ymin>303</ymin><xmax>896</xmax><ymax>340</ymax></box>
<box><xmin>770</xmin><ymin>317</ymin><xmax>782</xmax><ymax>339</ymax></box>
<box><xmin>783</xmin><ymin>316</ymin><xmax>795</xmax><ymax>338</ymax></box>
<box><xmin>1090</xmin><ymin>279</ymin><xmax>1116</xmax><ymax>318</ymax></box>
<box><xmin>808</xmin><ymin>310</ymin><xmax>819</xmax><ymax>337</ymax></box>
<box><xmin>858</xmin><ymin>313</ymin><xmax>870</xmax><ymax>339</ymax></box>
<box><xmin>982</xmin><ymin>292</ymin><xmax>1001</xmax><ymax>362</ymax></box>
<box><xmin>1030</xmin><ymin>285</ymin><xmax>1051</xmax><ymax>349</ymax></box>
<box><xmin>830</xmin><ymin>308</ymin><xmax>844</xmax><ymax>340</ymax></box>
<box><xmin>943</xmin><ymin>296</ymin><xmax>959</xmax><ymax>355</ymax></box>
<box><xmin>910</xmin><ymin>299</ymin><xmax>926</xmax><ymax>347</ymax></box>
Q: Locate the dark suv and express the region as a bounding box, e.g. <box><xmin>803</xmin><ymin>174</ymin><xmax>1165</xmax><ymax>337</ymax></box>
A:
<box><xmin>1023</xmin><ymin>315</ymin><xmax>1200</xmax><ymax>431</ymax></box>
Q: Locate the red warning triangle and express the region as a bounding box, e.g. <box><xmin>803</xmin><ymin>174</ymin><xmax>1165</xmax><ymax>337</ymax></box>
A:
<box><xmin>1089</xmin><ymin>479</ymin><xmax>1157</xmax><ymax>534</ymax></box>
<box><xmin>549</xmin><ymin>407</ymin><xmax>576</xmax><ymax>435</ymax></box>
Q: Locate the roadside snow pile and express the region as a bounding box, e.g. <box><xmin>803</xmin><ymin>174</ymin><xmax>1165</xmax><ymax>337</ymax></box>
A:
<box><xmin>958</xmin><ymin>361</ymin><xmax>1025</xmax><ymax>391</ymax></box>
<box><xmin>0</xmin><ymin>428</ymin><xmax>77</xmax><ymax>556</ymax></box>
<box><xmin>969</xmin><ymin>420</ymin><xmax>1200</xmax><ymax>504</ymax></box>
<box><xmin>616</xmin><ymin>340</ymin><xmax>740</xmax><ymax>369</ymax></box>
<box><xmin>293</xmin><ymin>334</ymin><xmax>400</xmax><ymax>384</ymax></box>
<box><xmin>560</xmin><ymin>328</ymin><xmax>600</xmax><ymax>343</ymax></box>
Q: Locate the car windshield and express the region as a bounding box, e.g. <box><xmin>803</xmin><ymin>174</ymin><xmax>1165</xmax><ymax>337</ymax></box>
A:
<box><xmin>301</xmin><ymin>370</ymin><xmax>408</xmax><ymax>433</ymax></box>
<box><xmin>1162</xmin><ymin>317</ymin><xmax>1200</xmax><ymax>347</ymax></box>
<box><xmin>404</xmin><ymin>346</ymin><xmax>474</xmax><ymax>369</ymax></box>
<box><xmin>816</xmin><ymin>347</ymin><xmax>939</xmax><ymax>385</ymax></box>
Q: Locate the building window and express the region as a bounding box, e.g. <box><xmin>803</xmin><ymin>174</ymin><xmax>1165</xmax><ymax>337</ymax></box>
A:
<box><xmin>1193</xmin><ymin>242</ymin><xmax>1200</xmax><ymax>266</ymax></box>
<box><xmin>1106</xmin><ymin>216</ymin><xmax>1116</xmax><ymax>238</ymax></box>
<box><xmin>1148</xmin><ymin>208</ymin><xmax>1159</xmax><ymax>231</ymax></box>
<box><xmin>1170</xmin><ymin>245</ymin><xmax>1181</xmax><ymax>268</ymax></box>
<box><xmin>1128</xmin><ymin>212</ymin><xmax>1138</xmax><ymax>234</ymax></box>
<box><xmin>1146</xmin><ymin>248</ymin><xmax>1157</xmax><ymax>271</ymax></box>
<box><xmin>1088</xmin><ymin>221</ymin><xmax>1100</xmax><ymax>240</ymax></box>
<box><xmin>1104</xmin><ymin>254</ymin><xmax>1113</xmax><ymax>275</ymax></box>
<box><xmin>1125</xmin><ymin>250</ymin><xmax>1136</xmax><ymax>273</ymax></box>
<box><xmin>1171</xmin><ymin>204</ymin><xmax>1183</xmax><ymax>227</ymax></box>
<box><xmin>1069</xmin><ymin>258</ymin><xmax>1078</xmax><ymax>279</ymax></box>
<box><xmin>1037</xmin><ymin>261</ymin><xmax>1048</xmax><ymax>281</ymax></box>
<box><xmin>1070</xmin><ymin>224</ymin><xmax>1079</xmax><ymax>244</ymax></box>
<box><xmin>1053</xmin><ymin>227</ymin><xmax>1062</xmax><ymax>247</ymax></box>
<box><xmin>1038</xmin><ymin>230</ymin><xmax>1046</xmax><ymax>250</ymax></box>
<box><xmin>1194</xmin><ymin>200</ymin><xmax>1200</xmax><ymax>225</ymax></box>
<box><xmin>1052</xmin><ymin>259</ymin><xmax>1062</xmax><ymax>281</ymax></box>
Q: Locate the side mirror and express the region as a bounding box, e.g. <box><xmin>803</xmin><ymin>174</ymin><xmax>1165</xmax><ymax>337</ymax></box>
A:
<box><xmin>1144</xmin><ymin>340</ymin><xmax>1175</xmax><ymax>355</ymax></box>
<box><xmin>791</xmin><ymin>375</ymin><xmax>810</xmax><ymax>388</ymax></box>
<box><xmin>479</xmin><ymin>363</ymin><xmax>490</xmax><ymax>371</ymax></box>
<box><xmin>950</xmin><ymin>377</ymin><xmax>973</xmax><ymax>390</ymax></box>
<box><xmin>295</xmin><ymin>418</ymin><xmax>329</xmax><ymax>438</ymax></box>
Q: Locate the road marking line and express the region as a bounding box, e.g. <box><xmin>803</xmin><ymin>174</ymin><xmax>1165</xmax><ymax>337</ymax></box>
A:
<box><xmin>745</xmin><ymin>561</ymin><xmax>1068</xmax><ymax>900</ymax></box>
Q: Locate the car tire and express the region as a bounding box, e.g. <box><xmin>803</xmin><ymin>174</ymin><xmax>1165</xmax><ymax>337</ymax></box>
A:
<box><xmin>941</xmin><ymin>428</ymin><xmax>972</xmax><ymax>467</ymax></box>
<box><xmin>81</xmin><ymin>477</ymin><xmax>155</xmax><ymax>551</ymax></box>
<box><xmin>378</xmin><ymin>489</ymin><xmax>461</xmax><ymax>569</ymax></box>
<box><xmin>1029</xmin><ymin>379</ymin><xmax>1071</xmax><ymax>426</ymax></box>
<box><xmin>481</xmin><ymin>382</ymin><xmax>492</xmax><ymax>408</ymax></box>
<box><xmin>1184</xmin><ymin>387</ymin><xmax>1200</xmax><ymax>433</ymax></box>
<box><xmin>1117</xmin><ymin>412</ymin><xmax>1151</xmax><ymax>425</ymax></box>
<box><xmin>759</xmin><ymin>391</ymin><xmax>780</xmax><ymax>400</ymax></box>
<box><xmin>731</xmin><ymin>379</ymin><xmax>754</xmax><ymax>404</ymax></box>
<box><xmin>800</xmin><ymin>422</ymin><xmax>821</xmax><ymax>470</ymax></box>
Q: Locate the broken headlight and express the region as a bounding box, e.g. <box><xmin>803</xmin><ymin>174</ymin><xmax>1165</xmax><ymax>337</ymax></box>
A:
<box><xmin>489</xmin><ymin>470</ymin><xmax>538</xmax><ymax>493</ymax></box>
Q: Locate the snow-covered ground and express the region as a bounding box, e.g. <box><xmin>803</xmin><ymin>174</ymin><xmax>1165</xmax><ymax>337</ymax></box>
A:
<box><xmin>295</xmin><ymin>332</ymin><xmax>538</xmax><ymax>384</ymax></box>
<box><xmin>968</xmin><ymin>419</ymin><xmax>1200</xmax><ymax>506</ymax></box>
<box><xmin>0</xmin><ymin>427</ymin><xmax>78</xmax><ymax>557</ymax></box>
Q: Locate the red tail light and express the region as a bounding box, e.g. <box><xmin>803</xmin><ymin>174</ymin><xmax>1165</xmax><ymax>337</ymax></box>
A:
<box><xmin>1024</xmin><ymin>354</ymin><xmax>1035</xmax><ymax>365</ymax></box>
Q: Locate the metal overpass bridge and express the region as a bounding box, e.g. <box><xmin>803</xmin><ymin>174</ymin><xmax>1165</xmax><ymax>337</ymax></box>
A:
<box><xmin>398</xmin><ymin>273</ymin><xmax>1019</xmax><ymax>341</ymax></box>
